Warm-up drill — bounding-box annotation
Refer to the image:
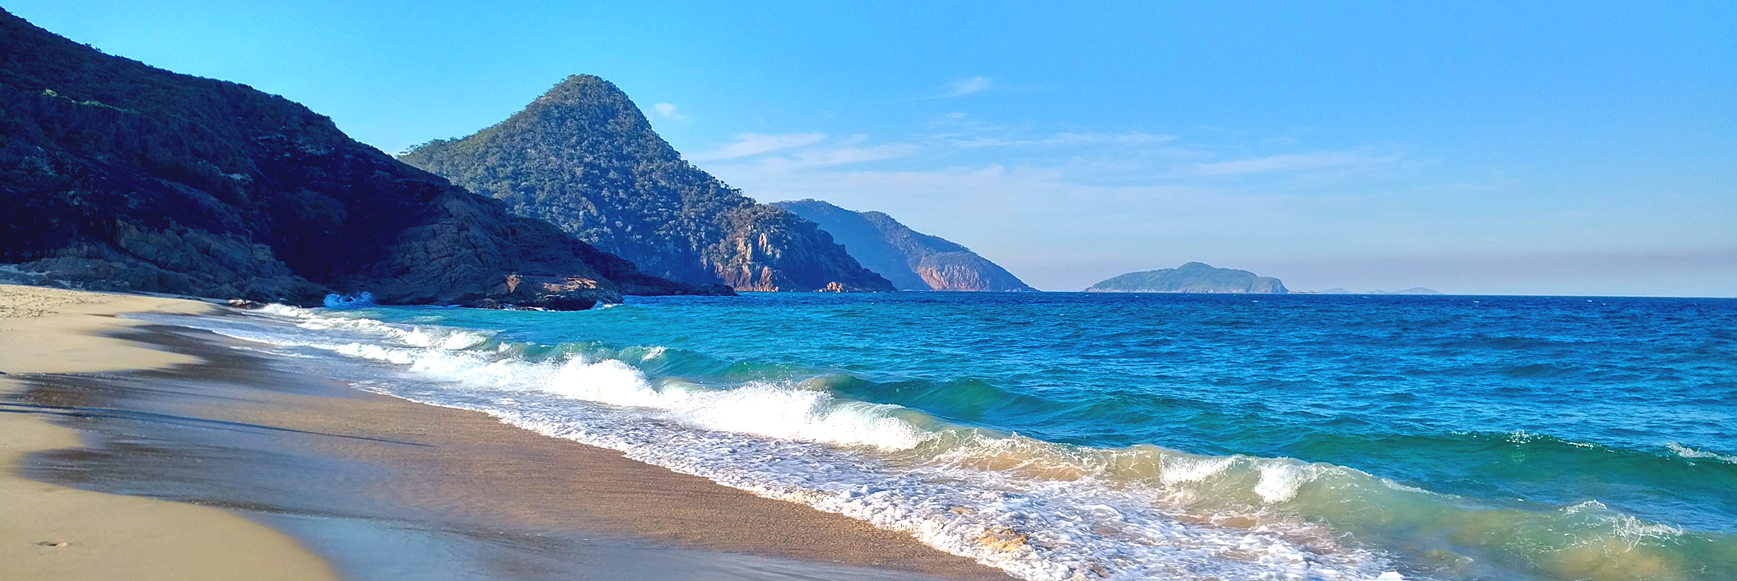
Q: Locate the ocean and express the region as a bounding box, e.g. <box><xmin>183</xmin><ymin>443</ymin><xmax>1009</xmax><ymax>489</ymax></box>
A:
<box><xmin>140</xmin><ymin>292</ymin><xmax>1737</xmax><ymax>581</ymax></box>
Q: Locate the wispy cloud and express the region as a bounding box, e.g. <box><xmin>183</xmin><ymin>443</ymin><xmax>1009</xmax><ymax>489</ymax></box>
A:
<box><xmin>933</xmin><ymin>130</ymin><xmax>1179</xmax><ymax>150</ymax></box>
<box><xmin>937</xmin><ymin>76</ymin><xmax>994</xmax><ymax>98</ymax></box>
<box><xmin>651</xmin><ymin>102</ymin><xmax>688</xmax><ymax>121</ymax></box>
<box><xmin>688</xmin><ymin>132</ymin><xmax>828</xmax><ymax>161</ymax></box>
<box><xmin>916</xmin><ymin>114</ymin><xmax>1188</xmax><ymax>156</ymax></box>
<box><xmin>1180</xmin><ymin>151</ymin><xmax>1401</xmax><ymax>177</ymax></box>
<box><xmin>771</xmin><ymin>143</ymin><xmax>921</xmax><ymax>169</ymax></box>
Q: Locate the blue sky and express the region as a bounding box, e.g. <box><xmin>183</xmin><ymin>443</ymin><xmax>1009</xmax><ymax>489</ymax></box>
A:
<box><xmin>12</xmin><ymin>1</ymin><xmax>1735</xmax><ymax>295</ymax></box>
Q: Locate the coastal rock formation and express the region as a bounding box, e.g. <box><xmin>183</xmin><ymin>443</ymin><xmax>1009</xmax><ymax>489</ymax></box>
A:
<box><xmin>0</xmin><ymin>10</ymin><xmax>703</xmax><ymax>308</ymax></box>
<box><xmin>1087</xmin><ymin>262</ymin><xmax>1289</xmax><ymax>294</ymax></box>
<box><xmin>398</xmin><ymin>75</ymin><xmax>893</xmax><ymax>293</ymax></box>
<box><xmin>772</xmin><ymin>199</ymin><xmax>1035</xmax><ymax>292</ymax></box>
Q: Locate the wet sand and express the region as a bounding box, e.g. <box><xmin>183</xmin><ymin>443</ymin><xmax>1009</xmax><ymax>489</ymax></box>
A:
<box><xmin>0</xmin><ymin>285</ymin><xmax>1013</xmax><ymax>581</ymax></box>
<box><xmin>0</xmin><ymin>284</ymin><xmax>341</xmax><ymax>581</ymax></box>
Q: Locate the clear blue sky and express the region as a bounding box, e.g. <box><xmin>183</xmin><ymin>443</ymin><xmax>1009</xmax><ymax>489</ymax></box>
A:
<box><xmin>12</xmin><ymin>1</ymin><xmax>1735</xmax><ymax>295</ymax></box>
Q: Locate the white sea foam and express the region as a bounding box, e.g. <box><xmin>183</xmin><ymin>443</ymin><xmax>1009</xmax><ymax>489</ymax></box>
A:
<box><xmin>142</xmin><ymin>305</ymin><xmax>1407</xmax><ymax>581</ymax></box>
<box><xmin>1255</xmin><ymin>463</ymin><xmax>1306</xmax><ymax>503</ymax></box>
<box><xmin>1560</xmin><ymin>501</ymin><xmax>1684</xmax><ymax>549</ymax></box>
<box><xmin>215</xmin><ymin>305</ymin><xmax>930</xmax><ymax>451</ymax></box>
<box><xmin>1666</xmin><ymin>442</ymin><xmax>1737</xmax><ymax>464</ymax></box>
<box><xmin>1160</xmin><ymin>455</ymin><xmax>1236</xmax><ymax>485</ymax></box>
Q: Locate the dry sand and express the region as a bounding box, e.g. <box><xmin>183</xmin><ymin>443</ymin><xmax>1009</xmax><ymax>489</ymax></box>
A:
<box><xmin>1</xmin><ymin>284</ymin><xmax>1014</xmax><ymax>580</ymax></box>
<box><xmin>0</xmin><ymin>284</ymin><xmax>341</xmax><ymax>581</ymax></box>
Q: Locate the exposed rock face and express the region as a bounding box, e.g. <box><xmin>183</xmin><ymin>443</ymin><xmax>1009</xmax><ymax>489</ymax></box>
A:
<box><xmin>772</xmin><ymin>200</ymin><xmax>1035</xmax><ymax>292</ymax></box>
<box><xmin>0</xmin><ymin>10</ymin><xmax>703</xmax><ymax>308</ymax></box>
<box><xmin>484</xmin><ymin>274</ymin><xmax>607</xmax><ymax>310</ymax></box>
<box><xmin>398</xmin><ymin>76</ymin><xmax>893</xmax><ymax>293</ymax></box>
<box><xmin>1087</xmin><ymin>262</ymin><xmax>1289</xmax><ymax>294</ymax></box>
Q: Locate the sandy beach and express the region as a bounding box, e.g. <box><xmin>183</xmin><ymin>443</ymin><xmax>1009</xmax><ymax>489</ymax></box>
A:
<box><xmin>0</xmin><ymin>284</ymin><xmax>1012</xmax><ymax>581</ymax></box>
<box><xmin>0</xmin><ymin>285</ymin><xmax>341</xmax><ymax>581</ymax></box>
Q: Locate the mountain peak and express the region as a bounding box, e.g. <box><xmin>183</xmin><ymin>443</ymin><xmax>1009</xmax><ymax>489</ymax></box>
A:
<box><xmin>0</xmin><ymin>11</ymin><xmax>700</xmax><ymax>308</ymax></box>
<box><xmin>400</xmin><ymin>79</ymin><xmax>893</xmax><ymax>292</ymax></box>
<box><xmin>537</xmin><ymin>74</ymin><xmax>627</xmax><ymax>104</ymax></box>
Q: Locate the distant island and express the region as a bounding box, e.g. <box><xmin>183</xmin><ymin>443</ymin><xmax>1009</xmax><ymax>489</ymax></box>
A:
<box><xmin>771</xmin><ymin>200</ymin><xmax>1035</xmax><ymax>292</ymax></box>
<box><xmin>1086</xmin><ymin>262</ymin><xmax>1288</xmax><ymax>294</ymax></box>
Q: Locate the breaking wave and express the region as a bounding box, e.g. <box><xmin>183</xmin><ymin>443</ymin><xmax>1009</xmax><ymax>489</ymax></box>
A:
<box><xmin>129</xmin><ymin>302</ymin><xmax>1737</xmax><ymax>581</ymax></box>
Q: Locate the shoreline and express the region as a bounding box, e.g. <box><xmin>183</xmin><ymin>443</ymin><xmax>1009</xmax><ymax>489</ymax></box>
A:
<box><xmin>0</xmin><ymin>284</ymin><xmax>341</xmax><ymax>581</ymax></box>
<box><xmin>0</xmin><ymin>284</ymin><xmax>1012</xmax><ymax>581</ymax></box>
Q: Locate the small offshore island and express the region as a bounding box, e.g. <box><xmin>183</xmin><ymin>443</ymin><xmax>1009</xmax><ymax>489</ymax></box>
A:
<box><xmin>1086</xmin><ymin>262</ymin><xmax>1289</xmax><ymax>294</ymax></box>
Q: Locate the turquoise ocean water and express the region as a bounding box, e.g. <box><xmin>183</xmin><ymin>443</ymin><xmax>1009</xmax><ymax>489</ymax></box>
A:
<box><xmin>152</xmin><ymin>292</ymin><xmax>1737</xmax><ymax>580</ymax></box>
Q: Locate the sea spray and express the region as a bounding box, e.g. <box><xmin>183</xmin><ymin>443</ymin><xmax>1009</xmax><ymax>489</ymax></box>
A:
<box><xmin>322</xmin><ymin>292</ymin><xmax>375</xmax><ymax>309</ymax></box>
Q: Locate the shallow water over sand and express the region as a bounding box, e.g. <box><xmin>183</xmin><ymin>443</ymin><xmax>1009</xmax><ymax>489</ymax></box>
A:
<box><xmin>14</xmin><ymin>326</ymin><xmax>998</xmax><ymax>581</ymax></box>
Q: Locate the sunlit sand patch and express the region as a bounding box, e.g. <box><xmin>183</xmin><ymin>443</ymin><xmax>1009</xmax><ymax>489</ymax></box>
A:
<box><xmin>976</xmin><ymin>525</ymin><xmax>1030</xmax><ymax>552</ymax></box>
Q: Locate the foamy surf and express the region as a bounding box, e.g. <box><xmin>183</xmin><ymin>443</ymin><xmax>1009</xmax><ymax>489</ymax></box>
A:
<box><xmin>127</xmin><ymin>300</ymin><xmax>1737</xmax><ymax>581</ymax></box>
<box><xmin>1667</xmin><ymin>442</ymin><xmax>1737</xmax><ymax>464</ymax></box>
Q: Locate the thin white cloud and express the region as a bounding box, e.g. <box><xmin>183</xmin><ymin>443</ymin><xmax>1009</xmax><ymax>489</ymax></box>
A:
<box><xmin>651</xmin><ymin>102</ymin><xmax>689</xmax><ymax>121</ymax></box>
<box><xmin>778</xmin><ymin>143</ymin><xmax>921</xmax><ymax>168</ymax></box>
<box><xmin>1181</xmin><ymin>151</ymin><xmax>1400</xmax><ymax>177</ymax></box>
<box><xmin>688</xmin><ymin>132</ymin><xmax>828</xmax><ymax>161</ymax></box>
<box><xmin>917</xmin><ymin>115</ymin><xmax>1185</xmax><ymax>153</ymax></box>
<box><xmin>938</xmin><ymin>76</ymin><xmax>994</xmax><ymax>98</ymax></box>
<box><xmin>932</xmin><ymin>130</ymin><xmax>1180</xmax><ymax>150</ymax></box>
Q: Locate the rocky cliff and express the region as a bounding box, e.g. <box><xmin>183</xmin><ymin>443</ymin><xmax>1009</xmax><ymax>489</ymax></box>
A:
<box><xmin>772</xmin><ymin>199</ymin><xmax>1035</xmax><ymax>292</ymax></box>
<box><xmin>1087</xmin><ymin>262</ymin><xmax>1288</xmax><ymax>294</ymax></box>
<box><xmin>0</xmin><ymin>10</ymin><xmax>703</xmax><ymax>309</ymax></box>
<box><xmin>398</xmin><ymin>76</ymin><xmax>893</xmax><ymax>292</ymax></box>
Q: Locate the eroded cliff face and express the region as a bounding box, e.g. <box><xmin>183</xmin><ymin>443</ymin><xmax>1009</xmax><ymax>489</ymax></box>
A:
<box><xmin>912</xmin><ymin>254</ymin><xmax>1028</xmax><ymax>292</ymax></box>
<box><xmin>399</xmin><ymin>76</ymin><xmax>892</xmax><ymax>293</ymax></box>
<box><xmin>0</xmin><ymin>10</ymin><xmax>697</xmax><ymax>308</ymax></box>
<box><xmin>705</xmin><ymin>205</ymin><xmax>890</xmax><ymax>291</ymax></box>
<box><xmin>772</xmin><ymin>200</ymin><xmax>1036</xmax><ymax>292</ymax></box>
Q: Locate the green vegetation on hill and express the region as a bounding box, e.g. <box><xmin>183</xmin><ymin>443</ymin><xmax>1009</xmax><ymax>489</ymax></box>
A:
<box><xmin>400</xmin><ymin>76</ymin><xmax>892</xmax><ymax>292</ymax></box>
<box><xmin>1087</xmin><ymin>262</ymin><xmax>1288</xmax><ymax>294</ymax></box>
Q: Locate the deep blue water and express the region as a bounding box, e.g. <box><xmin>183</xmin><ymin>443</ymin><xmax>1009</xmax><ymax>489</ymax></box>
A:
<box><xmin>174</xmin><ymin>292</ymin><xmax>1737</xmax><ymax>581</ymax></box>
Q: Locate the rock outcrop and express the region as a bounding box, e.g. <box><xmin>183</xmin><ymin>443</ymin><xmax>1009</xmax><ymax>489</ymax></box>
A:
<box><xmin>1087</xmin><ymin>262</ymin><xmax>1288</xmax><ymax>294</ymax></box>
<box><xmin>398</xmin><ymin>76</ymin><xmax>893</xmax><ymax>293</ymax></box>
<box><xmin>772</xmin><ymin>199</ymin><xmax>1035</xmax><ymax>292</ymax></box>
<box><xmin>0</xmin><ymin>10</ymin><xmax>706</xmax><ymax>308</ymax></box>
